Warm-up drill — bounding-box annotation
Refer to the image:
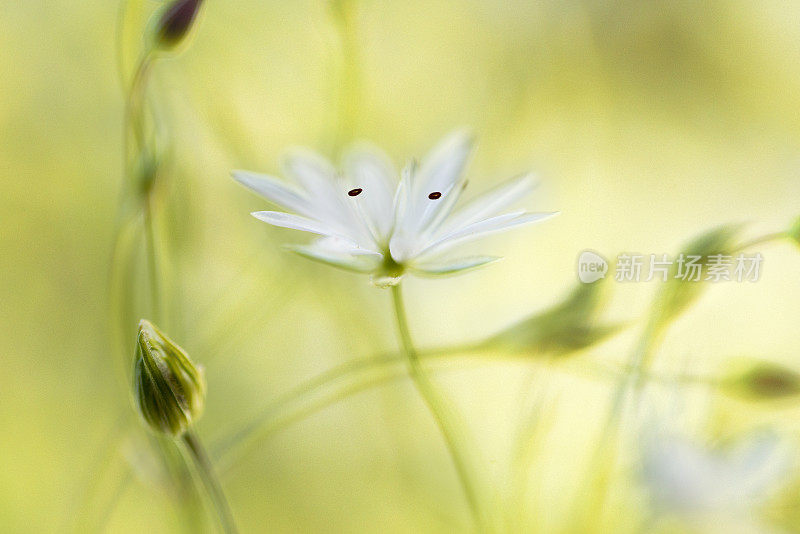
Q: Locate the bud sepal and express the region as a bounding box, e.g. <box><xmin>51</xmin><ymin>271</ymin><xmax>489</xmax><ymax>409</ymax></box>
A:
<box><xmin>134</xmin><ymin>319</ymin><xmax>206</xmax><ymax>436</ymax></box>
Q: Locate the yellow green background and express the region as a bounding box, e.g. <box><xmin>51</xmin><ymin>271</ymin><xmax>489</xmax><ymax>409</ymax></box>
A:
<box><xmin>2</xmin><ymin>1</ymin><xmax>800</xmax><ymax>532</ymax></box>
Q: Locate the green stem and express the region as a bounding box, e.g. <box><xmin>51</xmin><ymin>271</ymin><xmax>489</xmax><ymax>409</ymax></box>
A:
<box><xmin>734</xmin><ymin>231</ymin><xmax>787</xmax><ymax>253</ymax></box>
<box><xmin>182</xmin><ymin>431</ymin><xmax>239</xmax><ymax>534</ymax></box>
<box><xmin>330</xmin><ymin>0</ymin><xmax>360</xmax><ymax>153</ymax></box>
<box><xmin>211</xmin><ymin>342</ymin><xmax>480</xmax><ymax>460</ymax></box>
<box><xmin>143</xmin><ymin>197</ymin><xmax>163</xmax><ymax>323</ymax></box>
<box><xmin>565</xmin><ymin>319</ymin><xmax>658</xmax><ymax>533</ymax></box>
<box><xmin>106</xmin><ymin>352</ymin><xmax>715</xmax><ymax>529</ymax></box>
<box><xmin>390</xmin><ymin>284</ymin><xmax>485</xmax><ymax>532</ymax></box>
<box><xmin>209</xmin><ymin>346</ymin><xmax>658</xmax><ymax>471</ymax></box>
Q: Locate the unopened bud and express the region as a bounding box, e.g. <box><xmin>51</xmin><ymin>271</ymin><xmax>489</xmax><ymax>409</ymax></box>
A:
<box><xmin>133</xmin><ymin>319</ymin><xmax>206</xmax><ymax>436</ymax></box>
<box><xmin>722</xmin><ymin>360</ymin><xmax>800</xmax><ymax>401</ymax></box>
<box><xmin>155</xmin><ymin>0</ymin><xmax>203</xmax><ymax>49</ymax></box>
<box><xmin>486</xmin><ymin>278</ymin><xmax>624</xmax><ymax>357</ymax></box>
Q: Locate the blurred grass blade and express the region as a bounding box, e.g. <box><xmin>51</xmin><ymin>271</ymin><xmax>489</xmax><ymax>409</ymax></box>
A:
<box><xmin>789</xmin><ymin>215</ymin><xmax>800</xmax><ymax>250</ymax></box>
<box><xmin>648</xmin><ymin>224</ymin><xmax>742</xmax><ymax>335</ymax></box>
<box><xmin>485</xmin><ymin>277</ymin><xmax>624</xmax><ymax>357</ymax></box>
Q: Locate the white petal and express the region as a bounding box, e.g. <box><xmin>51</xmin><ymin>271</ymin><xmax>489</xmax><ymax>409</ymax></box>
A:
<box><xmin>443</xmin><ymin>173</ymin><xmax>537</xmax><ymax>233</ymax></box>
<box><xmin>287</xmin><ymin>243</ymin><xmax>383</xmax><ymax>273</ymax></box>
<box><xmin>251</xmin><ymin>211</ymin><xmax>341</xmax><ymax>238</ymax></box>
<box><xmin>418</xmin><ymin>211</ymin><xmax>558</xmax><ymax>258</ymax></box>
<box><xmin>643</xmin><ymin>436</ymin><xmax>720</xmax><ymax>510</ymax></box>
<box><xmin>232</xmin><ymin>170</ymin><xmax>313</xmax><ymax>217</ymax></box>
<box><xmin>282</xmin><ymin>150</ymin><xmax>351</xmax><ymax>223</ymax></box>
<box><xmin>389</xmin><ymin>180</ymin><xmax>467</xmax><ymax>262</ymax></box>
<box><xmin>415</xmin><ymin>129</ymin><xmax>473</xmax><ymax>199</ymax></box>
<box><xmin>411</xmin><ymin>255</ymin><xmax>501</xmax><ymax>275</ymax></box>
<box><xmin>729</xmin><ymin>433</ymin><xmax>792</xmax><ymax>500</ymax></box>
<box><xmin>388</xmin><ymin>232</ymin><xmax>417</xmax><ymax>264</ymax></box>
<box><xmin>280</xmin><ymin>151</ymin><xmax>380</xmax><ymax>250</ymax></box>
<box><xmin>398</xmin><ymin>131</ymin><xmax>473</xmax><ymax>237</ymax></box>
<box><xmin>419</xmin><ymin>180</ymin><xmax>468</xmax><ymax>235</ymax></box>
<box><xmin>282</xmin><ymin>149</ymin><xmax>338</xmax><ymax>195</ymax></box>
<box><xmin>309</xmin><ymin>235</ymin><xmax>382</xmax><ymax>258</ymax></box>
<box><xmin>392</xmin><ymin>162</ymin><xmax>414</xmax><ymax>230</ymax></box>
<box><xmin>343</xmin><ymin>147</ymin><xmax>397</xmax><ymax>241</ymax></box>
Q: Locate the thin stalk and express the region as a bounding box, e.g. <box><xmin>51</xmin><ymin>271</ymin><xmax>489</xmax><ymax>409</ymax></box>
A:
<box><xmin>565</xmin><ymin>319</ymin><xmax>659</xmax><ymax>533</ymax></box>
<box><xmin>104</xmin><ymin>350</ymin><xmax>713</xmax><ymax>529</ymax></box>
<box><xmin>155</xmin><ymin>434</ymin><xmax>206</xmax><ymax>534</ymax></box>
<box><xmin>143</xmin><ymin>198</ymin><xmax>163</xmax><ymax>323</ymax></box>
<box><xmin>212</xmin><ymin>342</ymin><xmax>480</xmax><ymax>468</ymax></box>
<box><xmin>217</xmin><ymin>367</ymin><xmax>415</xmax><ymax>475</ymax></box>
<box><xmin>126</xmin><ymin>52</ymin><xmax>154</xmax><ymax>160</ymax></box>
<box><xmin>210</xmin><ymin>345</ymin><xmax>648</xmax><ymax>471</ymax></box>
<box><xmin>390</xmin><ymin>284</ymin><xmax>486</xmax><ymax>532</ymax></box>
<box><xmin>182</xmin><ymin>431</ymin><xmax>239</xmax><ymax>534</ymax></box>
<box><xmin>507</xmin><ymin>367</ymin><xmax>559</xmax><ymax>533</ymax></box>
<box><xmin>329</xmin><ymin>0</ymin><xmax>360</xmax><ymax>153</ymax></box>
<box><xmin>734</xmin><ymin>231</ymin><xmax>787</xmax><ymax>253</ymax></box>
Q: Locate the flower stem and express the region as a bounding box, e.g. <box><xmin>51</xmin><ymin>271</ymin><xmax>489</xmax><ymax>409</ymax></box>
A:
<box><xmin>182</xmin><ymin>430</ymin><xmax>239</xmax><ymax>534</ymax></box>
<box><xmin>390</xmin><ymin>284</ymin><xmax>486</xmax><ymax>532</ymax></box>
<box><xmin>734</xmin><ymin>231</ymin><xmax>787</xmax><ymax>253</ymax></box>
<box><xmin>329</xmin><ymin>0</ymin><xmax>360</xmax><ymax>153</ymax></box>
<box><xmin>143</xmin><ymin>197</ymin><xmax>163</xmax><ymax>323</ymax></box>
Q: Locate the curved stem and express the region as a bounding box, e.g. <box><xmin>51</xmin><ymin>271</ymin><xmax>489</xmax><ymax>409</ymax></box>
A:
<box><xmin>211</xmin><ymin>342</ymin><xmax>480</xmax><ymax>462</ymax></box>
<box><xmin>183</xmin><ymin>431</ymin><xmax>239</xmax><ymax>534</ymax></box>
<box><xmin>390</xmin><ymin>284</ymin><xmax>486</xmax><ymax>532</ymax></box>
<box><xmin>124</xmin><ymin>49</ymin><xmax>155</xmax><ymax>158</ymax></box>
<box><xmin>734</xmin><ymin>231</ymin><xmax>787</xmax><ymax>253</ymax></box>
<box><xmin>106</xmin><ymin>351</ymin><xmax>715</xmax><ymax>529</ymax></box>
<box><xmin>143</xmin><ymin>197</ymin><xmax>163</xmax><ymax>323</ymax></box>
<box><xmin>209</xmin><ymin>346</ymin><xmax>653</xmax><ymax>472</ymax></box>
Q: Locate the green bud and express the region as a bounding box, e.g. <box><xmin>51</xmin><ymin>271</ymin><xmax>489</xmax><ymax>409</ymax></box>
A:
<box><xmin>486</xmin><ymin>278</ymin><xmax>624</xmax><ymax>357</ymax></box>
<box><xmin>154</xmin><ymin>0</ymin><xmax>203</xmax><ymax>49</ymax></box>
<box><xmin>722</xmin><ymin>359</ymin><xmax>800</xmax><ymax>401</ymax></box>
<box><xmin>134</xmin><ymin>319</ymin><xmax>206</xmax><ymax>436</ymax></box>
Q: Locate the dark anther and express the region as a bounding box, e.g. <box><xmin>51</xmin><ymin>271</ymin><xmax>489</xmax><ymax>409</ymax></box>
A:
<box><xmin>428</xmin><ymin>191</ymin><xmax>442</xmax><ymax>200</ymax></box>
<box><xmin>348</xmin><ymin>188</ymin><xmax>363</xmax><ymax>197</ymax></box>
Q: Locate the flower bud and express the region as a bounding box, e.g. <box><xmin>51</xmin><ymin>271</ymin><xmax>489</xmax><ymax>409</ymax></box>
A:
<box><xmin>486</xmin><ymin>278</ymin><xmax>624</xmax><ymax>357</ymax></box>
<box><xmin>134</xmin><ymin>319</ymin><xmax>206</xmax><ymax>436</ymax></box>
<box><xmin>721</xmin><ymin>359</ymin><xmax>800</xmax><ymax>401</ymax></box>
<box><xmin>155</xmin><ymin>0</ymin><xmax>203</xmax><ymax>49</ymax></box>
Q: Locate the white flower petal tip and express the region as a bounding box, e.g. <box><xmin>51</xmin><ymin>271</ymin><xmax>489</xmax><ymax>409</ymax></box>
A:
<box><xmin>250</xmin><ymin>211</ymin><xmax>338</xmax><ymax>237</ymax></box>
<box><xmin>234</xmin><ymin>171</ymin><xmax>314</xmax><ymax>215</ymax></box>
<box><xmin>526</xmin><ymin>211</ymin><xmax>560</xmax><ymax>223</ymax></box>
<box><xmin>233</xmin><ymin>130</ymin><xmax>557</xmax><ymax>281</ymax></box>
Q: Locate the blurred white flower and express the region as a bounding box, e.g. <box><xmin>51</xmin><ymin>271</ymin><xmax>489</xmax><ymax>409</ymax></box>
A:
<box><xmin>233</xmin><ymin>131</ymin><xmax>556</xmax><ymax>286</ymax></box>
<box><xmin>641</xmin><ymin>428</ymin><xmax>793</xmax><ymax>533</ymax></box>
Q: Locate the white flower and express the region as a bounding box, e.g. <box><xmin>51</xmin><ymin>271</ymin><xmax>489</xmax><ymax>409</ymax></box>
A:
<box><xmin>641</xmin><ymin>428</ymin><xmax>792</xmax><ymax>532</ymax></box>
<box><xmin>232</xmin><ymin>131</ymin><xmax>557</xmax><ymax>286</ymax></box>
